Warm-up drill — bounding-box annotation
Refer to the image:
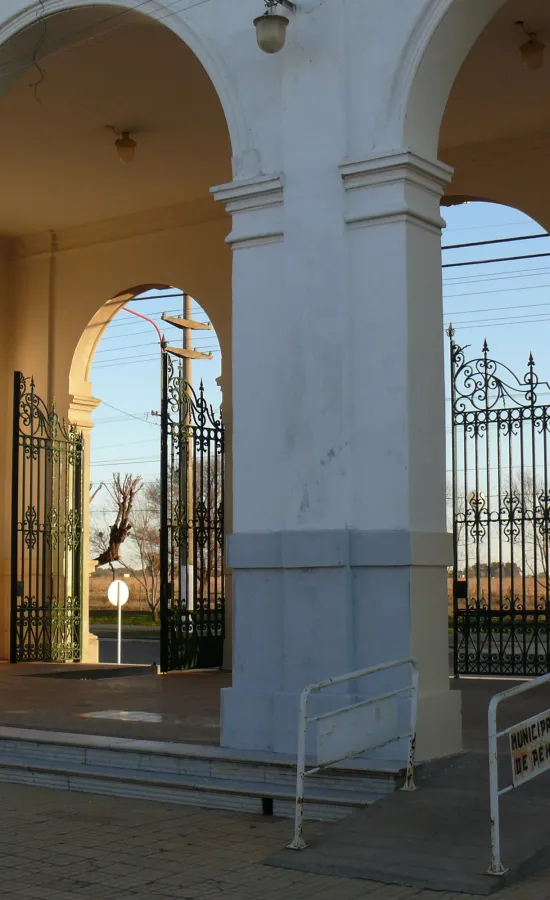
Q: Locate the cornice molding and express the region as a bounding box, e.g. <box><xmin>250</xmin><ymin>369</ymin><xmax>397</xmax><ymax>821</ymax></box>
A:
<box><xmin>211</xmin><ymin>174</ymin><xmax>284</xmax><ymax>249</ymax></box>
<box><xmin>69</xmin><ymin>394</ymin><xmax>102</xmax><ymax>428</ymax></box>
<box><xmin>340</xmin><ymin>150</ymin><xmax>452</xmax><ymax>233</ymax></box>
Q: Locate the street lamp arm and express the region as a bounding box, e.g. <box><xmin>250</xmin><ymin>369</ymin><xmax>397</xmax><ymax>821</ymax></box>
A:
<box><xmin>122</xmin><ymin>306</ymin><xmax>165</xmax><ymax>348</ymax></box>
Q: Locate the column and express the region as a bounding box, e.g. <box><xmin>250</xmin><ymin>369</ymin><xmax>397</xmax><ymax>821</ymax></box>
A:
<box><xmin>213</xmin><ymin>151</ymin><xmax>462</xmax><ymax>763</ymax></box>
<box><xmin>69</xmin><ymin>390</ymin><xmax>101</xmax><ymax>664</ymax></box>
<box><xmin>339</xmin><ymin>150</ymin><xmax>462</xmax><ymax>760</ymax></box>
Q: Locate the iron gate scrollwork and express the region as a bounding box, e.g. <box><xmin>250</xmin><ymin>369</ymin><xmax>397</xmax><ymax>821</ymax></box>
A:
<box><xmin>159</xmin><ymin>351</ymin><xmax>225</xmax><ymax>672</ymax></box>
<box><xmin>449</xmin><ymin>332</ymin><xmax>550</xmax><ymax>677</ymax></box>
<box><xmin>11</xmin><ymin>372</ymin><xmax>84</xmax><ymax>663</ymax></box>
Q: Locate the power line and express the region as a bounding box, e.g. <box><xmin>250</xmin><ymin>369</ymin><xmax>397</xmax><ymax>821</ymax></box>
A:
<box><xmin>98</xmin><ymin>401</ymin><xmax>159</xmax><ymax>426</ymax></box>
<box><xmin>442</xmin><ymin>233</ymin><xmax>547</xmax><ymax>251</ymax></box>
<box><xmin>444</xmin><ymin>300</ymin><xmax>550</xmax><ymax>318</ymax></box>
<box><xmin>449</xmin><ymin>317</ymin><xmax>550</xmax><ymax>332</ymax></box>
<box><xmin>443</xmin><ymin>251</ymin><xmax>550</xmax><ymax>269</ymax></box>
<box><xmin>444</xmin><ymin>220</ymin><xmax>538</xmax><ymax>234</ymax></box>
<box><xmin>93</xmin><ymin>350</ymin><xmax>221</xmax><ymax>370</ymax></box>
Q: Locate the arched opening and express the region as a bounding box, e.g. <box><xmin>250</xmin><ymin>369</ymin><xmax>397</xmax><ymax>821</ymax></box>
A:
<box><xmin>407</xmin><ymin>0</ymin><xmax>550</xmax><ymax>680</ymax></box>
<box><xmin>71</xmin><ymin>285</ymin><xmax>224</xmax><ymax>671</ymax></box>
<box><xmin>1</xmin><ymin>3</ymin><xmax>234</xmax><ymax>683</ymax></box>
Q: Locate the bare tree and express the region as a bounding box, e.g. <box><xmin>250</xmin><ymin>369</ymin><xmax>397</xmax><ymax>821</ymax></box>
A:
<box><xmin>446</xmin><ymin>479</ymin><xmax>466</xmax><ymax>575</ymax></box>
<box><xmin>511</xmin><ymin>472</ymin><xmax>549</xmax><ymax>594</ymax></box>
<box><xmin>124</xmin><ymin>482</ymin><xmax>161</xmax><ymax>620</ymax></box>
<box><xmin>90</xmin><ymin>474</ymin><xmax>142</xmax><ymax>578</ymax></box>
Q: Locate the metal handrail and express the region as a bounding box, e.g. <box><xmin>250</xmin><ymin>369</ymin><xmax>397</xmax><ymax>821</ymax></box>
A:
<box><xmin>288</xmin><ymin>657</ymin><xmax>419</xmax><ymax>850</ymax></box>
<box><xmin>487</xmin><ymin>672</ymin><xmax>550</xmax><ymax>876</ymax></box>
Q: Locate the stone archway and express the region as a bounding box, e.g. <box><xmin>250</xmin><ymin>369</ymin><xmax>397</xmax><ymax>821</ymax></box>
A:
<box><xmin>0</xmin><ymin>3</ymin><xmax>236</xmax><ymax>663</ymax></box>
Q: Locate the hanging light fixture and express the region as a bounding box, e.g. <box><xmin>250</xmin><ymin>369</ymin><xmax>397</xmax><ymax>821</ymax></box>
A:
<box><xmin>115</xmin><ymin>131</ymin><xmax>137</xmax><ymax>163</ymax></box>
<box><xmin>105</xmin><ymin>126</ymin><xmax>137</xmax><ymax>163</ymax></box>
<box><xmin>521</xmin><ymin>35</ymin><xmax>546</xmax><ymax>70</ymax></box>
<box><xmin>254</xmin><ymin>0</ymin><xmax>295</xmax><ymax>54</ymax></box>
<box><xmin>516</xmin><ymin>21</ymin><xmax>546</xmax><ymax>70</ymax></box>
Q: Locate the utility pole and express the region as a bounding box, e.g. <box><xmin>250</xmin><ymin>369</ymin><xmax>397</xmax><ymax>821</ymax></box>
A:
<box><xmin>161</xmin><ymin>302</ymin><xmax>212</xmax><ymax>613</ymax></box>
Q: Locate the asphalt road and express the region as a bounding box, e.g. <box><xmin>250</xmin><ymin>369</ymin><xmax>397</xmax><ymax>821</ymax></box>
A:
<box><xmin>91</xmin><ymin>627</ymin><xmax>160</xmax><ymax>666</ymax></box>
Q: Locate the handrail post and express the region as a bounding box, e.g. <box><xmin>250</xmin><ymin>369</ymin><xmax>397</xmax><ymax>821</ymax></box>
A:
<box><xmin>487</xmin><ymin>695</ymin><xmax>508</xmax><ymax>876</ymax></box>
<box><xmin>287</xmin><ymin>657</ymin><xmax>418</xmax><ymax>851</ymax></box>
<box><xmin>288</xmin><ymin>686</ymin><xmax>310</xmax><ymax>850</ymax></box>
<box><xmin>402</xmin><ymin>660</ymin><xmax>419</xmax><ymax>792</ymax></box>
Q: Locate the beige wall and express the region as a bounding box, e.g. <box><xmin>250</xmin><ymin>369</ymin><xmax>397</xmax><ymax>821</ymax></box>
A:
<box><xmin>0</xmin><ymin>200</ymin><xmax>232</xmax><ymax>660</ymax></box>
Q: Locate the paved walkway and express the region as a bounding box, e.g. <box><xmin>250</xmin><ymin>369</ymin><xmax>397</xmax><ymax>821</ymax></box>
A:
<box><xmin>268</xmin><ymin>752</ymin><xmax>550</xmax><ymax>894</ymax></box>
<box><xmin>0</xmin><ymin>780</ymin><xmax>549</xmax><ymax>900</ymax></box>
<box><xmin>2</xmin><ymin>661</ymin><xmax>550</xmax><ymax>752</ymax></box>
<box><xmin>0</xmin><ymin>663</ymin><xmax>230</xmax><ymax>743</ymax></box>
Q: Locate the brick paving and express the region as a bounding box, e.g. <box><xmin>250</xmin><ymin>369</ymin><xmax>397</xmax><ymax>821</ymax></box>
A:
<box><xmin>0</xmin><ymin>781</ymin><xmax>549</xmax><ymax>900</ymax></box>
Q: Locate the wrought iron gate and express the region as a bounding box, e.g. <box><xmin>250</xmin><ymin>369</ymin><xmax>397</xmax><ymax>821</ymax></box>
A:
<box><xmin>159</xmin><ymin>351</ymin><xmax>225</xmax><ymax>672</ymax></box>
<box><xmin>11</xmin><ymin>373</ymin><xmax>84</xmax><ymax>662</ymax></box>
<box><xmin>450</xmin><ymin>332</ymin><xmax>550</xmax><ymax>677</ymax></box>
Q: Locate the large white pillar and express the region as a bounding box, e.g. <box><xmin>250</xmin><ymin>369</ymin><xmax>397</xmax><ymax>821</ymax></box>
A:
<box><xmin>339</xmin><ymin>150</ymin><xmax>462</xmax><ymax>760</ymax></box>
<box><xmin>213</xmin><ymin>147</ymin><xmax>461</xmax><ymax>763</ymax></box>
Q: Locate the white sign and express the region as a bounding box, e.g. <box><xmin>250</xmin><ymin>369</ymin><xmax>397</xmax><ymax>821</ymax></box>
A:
<box><xmin>509</xmin><ymin>708</ymin><xmax>550</xmax><ymax>786</ymax></box>
<box><xmin>107</xmin><ymin>580</ymin><xmax>129</xmax><ymax>607</ymax></box>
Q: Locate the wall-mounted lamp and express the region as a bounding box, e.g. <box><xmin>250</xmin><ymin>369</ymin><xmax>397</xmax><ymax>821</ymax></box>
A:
<box><xmin>106</xmin><ymin>126</ymin><xmax>137</xmax><ymax>163</ymax></box>
<box><xmin>516</xmin><ymin>21</ymin><xmax>546</xmax><ymax>70</ymax></box>
<box><xmin>254</xmin><ymin>0</ymin><xmax>295</xmax><ymax>54</ymax></box>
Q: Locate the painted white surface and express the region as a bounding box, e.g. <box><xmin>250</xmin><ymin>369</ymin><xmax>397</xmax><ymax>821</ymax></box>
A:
<box><xmin>0</xmin><ymin>0</ymin><xmax>528</xmax><ymax>760</ymax></box>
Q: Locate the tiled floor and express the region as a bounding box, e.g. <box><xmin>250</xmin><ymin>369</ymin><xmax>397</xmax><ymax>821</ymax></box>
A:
<box><xmin>0</xmin><ymin>663</ymin><xmax>229</xmax><ymax>743</ymax></box>
<box><xmin>0</xmin><ymin>780</ymin><xmax>548</xmax><ymax>900</ymax></box>
<box><xmin>2</xmin><ymin>661</ymin><xmax>550</xmax><ymax>753</ymax></box>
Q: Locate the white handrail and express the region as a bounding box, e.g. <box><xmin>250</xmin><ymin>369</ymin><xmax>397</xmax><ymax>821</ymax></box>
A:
<box><xmin>288</xmin><ymin>656</ymin><xmax>419</xmax><ymax>850</ymax></box>
<box><xmin>487</xmin><ymin>672</ymin><xmax>550</xmax><ymax>876</ymax></box>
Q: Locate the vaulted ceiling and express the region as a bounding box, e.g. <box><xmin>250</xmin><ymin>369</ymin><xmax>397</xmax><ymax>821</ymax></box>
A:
<box><xmin>0</xmin><ymin>7</ymin><xmax>231</xmax><ymax>234</ymax></box>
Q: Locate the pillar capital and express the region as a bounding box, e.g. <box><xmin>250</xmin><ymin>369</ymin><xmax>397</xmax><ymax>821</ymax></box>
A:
<box><xmin>211</xmin><ymin>174</ymin><xmax>284</xmax><ymax>249</ymax></box>
<box><xmin>68</xmin><ymin>393</ymin><xmax>101</xmax><ymax>430</ymax></box>
<box><xmin>340</xmin><ymin>150</ymin><xmax>453</xmax><ymax>233</ymax></box>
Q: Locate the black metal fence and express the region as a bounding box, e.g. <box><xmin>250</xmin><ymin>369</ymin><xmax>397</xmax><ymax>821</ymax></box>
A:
<box><xmin>159</xmin><ymin>352</ymin><xmax>225</xmax><ymax>671</ymax></box>
<box><xmin>11</xmin><ymin>373</ymin><xmax>84</xmax><ymax>662</ymax></box>
<box><xmin>449</xmin><ymin>333</ymin><xmax>550</xmax><ymax>677</ymax></box>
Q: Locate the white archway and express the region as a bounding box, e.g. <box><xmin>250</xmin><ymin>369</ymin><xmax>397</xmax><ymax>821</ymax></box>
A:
<box><xmin>389</xmin><ymin>0</ymin><xmax>509</xmax><ymax>156</ymax></box>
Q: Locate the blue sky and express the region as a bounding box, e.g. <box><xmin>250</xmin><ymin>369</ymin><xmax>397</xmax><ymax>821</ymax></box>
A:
<box><xmin>90</xmin><ymin>291</ymin><xmax>221</xmax><ymax>519</ymax></box>
<box><xmin>89</xmin><ymin>201</ymin><xmax>550</xmax><ymax>518</ymax></box>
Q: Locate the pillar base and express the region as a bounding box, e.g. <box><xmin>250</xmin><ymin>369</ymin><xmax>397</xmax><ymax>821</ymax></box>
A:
<box><xmin>222</xmin><ymin>529</ymin><xmax>462</xmax><ymax>764</ymax></box>
<box><xmin>221</xmin><ymin>685</ymin><xmax>462</xmax><ymax>763</ymax></box>
<box><xmin>82</xmin><ymin>631</ymin><xmax>99</xmax><ymax>664</ymax></box>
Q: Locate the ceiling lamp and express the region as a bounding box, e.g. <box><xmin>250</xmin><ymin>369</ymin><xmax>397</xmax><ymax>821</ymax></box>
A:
<box><xmin>115</xmin><ymin>131</ymin><xmax>137</xmax><ymax>164</ymax></box>
<box><xmin>521</xmin><ymin>35</ymin><xmax>546</xmax><ymax>70</ymax></box>
<box><xmin>516</xmin><ymin>21</ymin><xmax>546</xmax><ymax>70</ymax></box>
<box><xmin>254</xmin><ymin>0</ymin><xmax>295</xmax><ymax>54</ymax></box>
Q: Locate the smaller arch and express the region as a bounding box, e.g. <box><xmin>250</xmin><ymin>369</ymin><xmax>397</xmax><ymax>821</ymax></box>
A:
<box><xmin>69</xmin><ymin>284</ymin><xmax>166</xmax><ymax>397</ymax></box>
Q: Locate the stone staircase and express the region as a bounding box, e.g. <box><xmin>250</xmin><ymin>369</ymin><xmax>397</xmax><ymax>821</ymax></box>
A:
<box><xmin>0</xmin><ymin>726</ymin><xmax>403</xmax><ymax>821</ymax></box>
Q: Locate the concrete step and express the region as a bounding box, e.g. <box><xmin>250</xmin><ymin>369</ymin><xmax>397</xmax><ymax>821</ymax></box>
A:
<box><xmin>0</xmin><ymin>727</ymin><xmax>403</xmax><ymax>821</ymax></box>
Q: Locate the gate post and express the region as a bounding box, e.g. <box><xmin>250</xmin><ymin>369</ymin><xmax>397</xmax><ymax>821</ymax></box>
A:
<box><xmin>159</xmin><ymin>346</ymin><xmax>170</xmax><ymax>673</ymax></box>
<box><xmin>10</xmin><ymin>372</ymin><xmax>22</xmax><ymax>663</ymax></box>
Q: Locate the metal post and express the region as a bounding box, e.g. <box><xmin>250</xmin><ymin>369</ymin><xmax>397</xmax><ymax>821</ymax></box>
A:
<box><xmin>402</xmin><ymin>661</ymin><xmax>419</xmax><ymax>792</ymax></box>
<box><xmin>288</xmin><ymin>687</ymin><xmax>310</xmax><ymax>851</ymax></box>
<box><xmin>159</xmin><ymin>347</ymin><xmax>169</xmax><ymax>673</ymax></box>
<box><xmin>117</xmin><ymin>587</ymin><xmax>122</xmax><ymax>666</ymax></box>
<box><xmin>487</xmin><ymin>695</ymin><xmax>507</xmax><ymax>876</ymax></box>
<box><xmin>182</xmin><ymin>293</ymin><xmax>194</xmax><ymax>613</ymax></box>
<box><xmin>10</xmin><ymin>372</ymin><xmax>22</xmax><ymax>664</ymax></box>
